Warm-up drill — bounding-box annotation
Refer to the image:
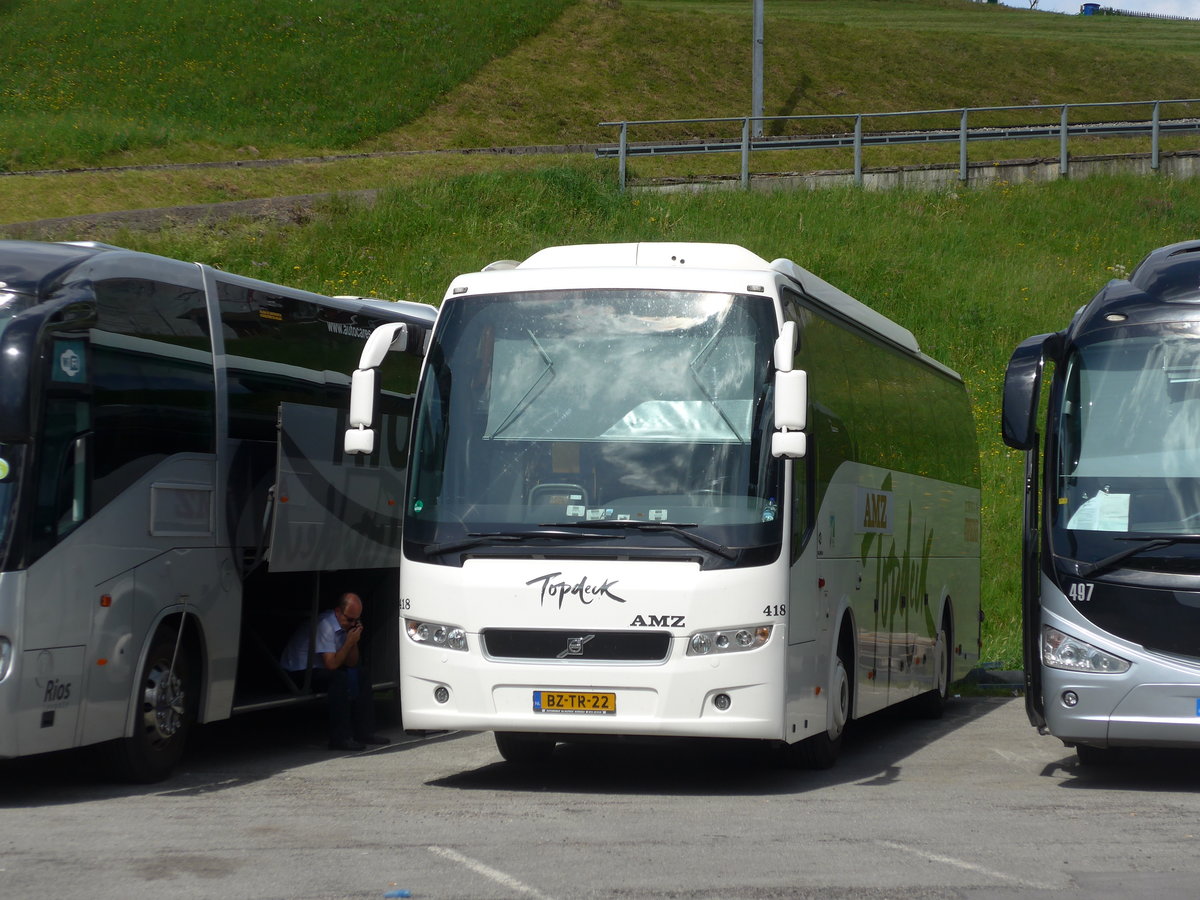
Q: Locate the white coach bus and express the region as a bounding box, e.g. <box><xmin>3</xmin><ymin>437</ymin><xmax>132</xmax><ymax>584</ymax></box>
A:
<box><xmin>0</xmin><ymin>240</ymin><xmax>432</xmax><ymax>780</ymax></box>
<box><xmin>1002</xmin><ymin>239</ymin><xmax>1200</xmax><ymax>764</ymax></box>
<box><xmin>348</xmin><ymin>242</ymin><xmax>981</xmax><ymax>766</ymax></box>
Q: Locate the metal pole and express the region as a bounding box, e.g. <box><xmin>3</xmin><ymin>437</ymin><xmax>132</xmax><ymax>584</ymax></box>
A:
<box><xmin>752</xmin><ymin>0</ymin><xmax>764</xmax><ymax>138</ymax></box>
<box><xmin>1059</xmin><ymin>104</ymin><xmax>1069</xmax><ymax>178</ymax></box>
<box><xmin>618</xmin><ymin>122</ymin><xmax>628</xmax><ymax>192</ymax></box>
<box><xmin>741</xmin><ymin>118</ymin><xmax>751</xmax><ymax>189</ymax></box>
<box><xmin>959</xmin><ymin>108</ymin><xmax>969</xmax><ymax>183</ymax></box>
<box><xmin>1151</xmin><ymin>101</ymin><xmax>1161</xmax><ymax>172</ymax></box>
<box><xmin>854</xmin><ymin>115</ymin><xmax>863</xmax><ymax>186</ymax></box>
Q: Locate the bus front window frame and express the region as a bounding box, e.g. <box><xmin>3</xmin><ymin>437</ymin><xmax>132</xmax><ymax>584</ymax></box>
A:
<box><xmin>404</xmin><ymin>288</ymin><xmax>784</xmax><ymax>569</ymax></box>
<box><xmin>1049</xmin><ymin>324</ymin><xmax>1200</xmax><ymax>569</ymax></box>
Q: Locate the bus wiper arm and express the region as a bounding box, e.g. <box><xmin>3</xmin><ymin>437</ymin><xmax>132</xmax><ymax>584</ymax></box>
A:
<box><xmin>425</xmin><ymin>530</ymin><xmax>624</xmax><ymax>557</ymax></box>
<box><xmin>548</xmin><ymin>520</ymin><xmax>737</xmax><ymax>560</ymax></box>
<box><xmin>1078</xmin><ymin>535</ymin><xmax>1200</xmax><ymax>578</ymax></box>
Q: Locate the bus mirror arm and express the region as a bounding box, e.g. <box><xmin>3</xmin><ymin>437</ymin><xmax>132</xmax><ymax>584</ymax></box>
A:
<box><xmin>774</xmin><ymin>321</ymin><xmax>797</xmax><ymax>373</ymax></box>
<box><xmin>357</xmin><ymin>322</ymin><xmax>410</xmax><ymax>369</ymax></box>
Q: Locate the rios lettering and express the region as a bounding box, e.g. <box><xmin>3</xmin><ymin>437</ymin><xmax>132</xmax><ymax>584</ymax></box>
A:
<box><xmin>527</xmin><ymin>572</ymin><xmax>627</xmax><ymax>609</ymax></box>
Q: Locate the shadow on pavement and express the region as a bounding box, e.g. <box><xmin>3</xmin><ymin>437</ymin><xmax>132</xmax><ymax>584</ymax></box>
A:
<box><xmin>428</xmin><ymin>695</ymin><xmax>1015</xmax><ymax>798</ymax></box>
<box><xmin>0</xmin><ymin>699</ymin><xmax>449</xmax><ymax>806</ymax></box>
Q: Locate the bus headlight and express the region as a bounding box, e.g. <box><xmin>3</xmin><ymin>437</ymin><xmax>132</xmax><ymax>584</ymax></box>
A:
<box><xmin>406</xmin><ymin>620</ymin><xmax>469</xmax><ymax>652</ymax></box>
<box><xmin>1042</xmin><ymin>626</ymin><xmax>1129</xmax><ymax>674</ymax></box>
<box><xmin>688</xmin><ymin>625</ymin><xmax>772</xmax><ymax>656</ymax></box>
<box><xmin>0</xmin><ymin>636</ymin><xmax>11</xmax><ymax>681</ymax></box>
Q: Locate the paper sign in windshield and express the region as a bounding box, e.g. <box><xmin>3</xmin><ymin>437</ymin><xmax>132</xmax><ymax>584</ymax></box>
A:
<box><xmin>1067</xmin><ymin>492</ymin><xmax>1130</xmax><ymax>531</ymax></box>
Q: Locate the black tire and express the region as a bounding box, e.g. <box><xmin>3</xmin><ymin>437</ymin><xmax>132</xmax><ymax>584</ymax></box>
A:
<box><xmin>782</xmin><ymin>651</ymin><xmax>850</xmax><ymax>770</ymax></box>
<box><xmin>101</xmin><ymin>632</ymin><xmax>196</xmax><ymax>783</ymax></box>
<box><xmin>913</xmin><ymin>618</ymin><xmax>951</xmax><ymax>720</ymax></box>
<box><xmin>494</xmin><ymin>732</ymin><xmax>556</xmax><ymax>765</ymax></box>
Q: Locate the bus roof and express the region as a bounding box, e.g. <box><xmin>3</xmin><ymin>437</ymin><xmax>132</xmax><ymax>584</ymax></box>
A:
<box><xmin>455</xmin><ymin>242</ymin><xmax>924</xmax><ymax>359</ymax></box>
<box><xmin>0</xmin><ymin>240</ymin><xmax>436</xmax><ymax>327</ymax></box>
<box><xmin>0</xmin><ymin>240</ymin><xmax>110</xmax><ymax>297</ymax></box>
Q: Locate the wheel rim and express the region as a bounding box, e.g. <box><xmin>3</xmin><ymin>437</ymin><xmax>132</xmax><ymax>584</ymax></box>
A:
<box><xmin>830</xmin><ymin>658</ymin><xmax>849</xmax><ymax>739</ymax></box>
<box><xmin>141</xmin><ymin>659</ymin><xmax>185</xmax><ymax>746</ymax></box>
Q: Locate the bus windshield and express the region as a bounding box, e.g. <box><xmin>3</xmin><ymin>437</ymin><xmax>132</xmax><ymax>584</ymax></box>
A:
<box><xmin>1051</xmin><ymin>325</ymin><xmax>1200</xmax><ymax>567</ymax></box>
<box><xmin>406</xmin><ymin>289</ymin><xmax>783</xmax><ymax>565</ymax></box>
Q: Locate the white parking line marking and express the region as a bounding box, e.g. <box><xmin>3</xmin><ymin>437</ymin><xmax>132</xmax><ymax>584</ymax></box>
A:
<box><xmin>876</xmin><ymin>840</ymin><xmax>1055</xmax><ymax>890</ymax></box>
<box><xmin>428</xmin><ymin>845</ymin><xmax>557</xmax><ymax>900</ymax></box>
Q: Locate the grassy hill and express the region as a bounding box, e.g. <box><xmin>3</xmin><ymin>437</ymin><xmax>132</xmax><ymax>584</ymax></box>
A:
<box><xmin>2</xmin><ymin>0</ymin><xmax>1199</xmax><ymax>221</ymax></box>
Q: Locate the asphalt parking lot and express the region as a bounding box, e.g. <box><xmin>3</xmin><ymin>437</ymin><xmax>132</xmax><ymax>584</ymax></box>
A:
<box><xmin>3</xmin><ymin>694</ymin><xmax>1200</xmax><ymax>900</ymax></box>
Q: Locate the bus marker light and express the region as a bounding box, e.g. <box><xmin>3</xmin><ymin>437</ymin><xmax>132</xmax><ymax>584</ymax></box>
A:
<box><xmin>96</xmin><ymin>658</ymin><xmax>107</xmax><ymax>666</ymax></box>
<box><xmin>100</xmin><ymin>595</ymin><xmax>112</xmax><ymax>608</ymax></box>
<box><xmin>814</xmin><ymin>685</ymin><xmax>821</xmax><ymax>695</ymax></box>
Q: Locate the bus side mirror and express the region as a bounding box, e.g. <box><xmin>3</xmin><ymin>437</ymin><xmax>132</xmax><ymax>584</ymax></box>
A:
<box><xmin>343</xmin><ymin>322</ymin><xmax>413</xmax><ymax>455</ymax></box>
<box><xmin>773</xmin><ymin>368</ymin><xmax>807</xmax><ymax>458</ymax></box>
<box><xmin>345</xmin><ymin>368</ymin><xmax>377</xmax><ymax>455</ymax></box>
<box><xmin>1002</xmin><ymin>333</ymin><xmax>1054</xmax><ymax>451</ymax></box>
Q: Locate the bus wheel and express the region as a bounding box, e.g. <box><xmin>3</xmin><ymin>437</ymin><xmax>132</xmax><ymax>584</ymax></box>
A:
<box><xmin>102</xmin><ymin>633</ymin><xmax>195</xmax><ymax>783</ymax></box>
<box><xmin>913</xmin><ymin>619</ymin><xmax>950</xmax><ymax>720</ymax></box>
<box><xmin>495</xmin><ymin>732</ymin><xmax>556</xmax><ymax>765</ymax></box>
<box><xmin>784</xmin><ymin>652</ymin><xmax>850</xmax><ymax>770</ymax></box>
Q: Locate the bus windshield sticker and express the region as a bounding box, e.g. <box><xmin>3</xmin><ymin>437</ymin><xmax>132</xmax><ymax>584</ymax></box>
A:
<box><xmin>649</xmin><ymin>509</ymin><xmax>668</xmax><ymax>521</ymax></box>
<box><xmin>1067</xmin><ymin>491</ymin><xmax>1130</xmax><ymax>531</ymax></box>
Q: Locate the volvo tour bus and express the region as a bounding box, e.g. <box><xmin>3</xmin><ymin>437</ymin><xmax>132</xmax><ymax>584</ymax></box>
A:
<box><xmin>1002</xmin><ymin>239</ymin><xmax>1200</xmax><ymax>764</ymax></box>
<box><xmin>0</xmin><ymin>240</ymin><xmax>432</xmax><ymax>780</ymax></box>
<box><xmin>347</xmin><ymin>242</ymin><xmax>981</xmax><ymax>766</ymax></box>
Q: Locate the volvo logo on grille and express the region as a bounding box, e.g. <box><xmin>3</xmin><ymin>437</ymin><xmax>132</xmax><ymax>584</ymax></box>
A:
<box><xmin>557</xmin><ymin>634</ymin><xmax>596</xmax><ymax>658</ymax></box>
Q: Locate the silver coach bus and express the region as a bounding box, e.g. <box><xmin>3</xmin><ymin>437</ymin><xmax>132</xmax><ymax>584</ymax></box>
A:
<box><xmin>0</xmin><ymin>241</ymin><xmax>431</xmax><ymax>780</ymax></box>
<box><xmin>1003</xmin><ymin>239</ymin><xmax>1200</xmax><ymax>764</ymax></box>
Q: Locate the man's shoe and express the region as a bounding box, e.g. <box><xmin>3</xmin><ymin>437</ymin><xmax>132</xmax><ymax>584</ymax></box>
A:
<box><xmin>330</xmin><ymin>738</ymin><xmax>366</xmax><ymax>751</ymax></box>
<box><xmin>357</xmin><ymin>734</ymin><xmax>391</xmax><ymax>745</ymax></box>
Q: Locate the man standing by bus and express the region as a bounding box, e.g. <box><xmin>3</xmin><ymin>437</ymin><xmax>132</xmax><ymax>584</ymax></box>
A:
<box><xmin>281</xmin><ymin>592</ymin><xmax>390</xmax><ymax>751</ymax></box>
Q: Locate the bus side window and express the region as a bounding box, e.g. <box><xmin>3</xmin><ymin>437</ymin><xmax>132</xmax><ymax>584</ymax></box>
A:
<box><xmin>30</xmin><ymin>399</ymin><xmax>90</xmax><ymax>557</ymax></box>
<box><xmin>92</xmin><ymin>277</ymin><xmax>215</xmax><ymax>511</ymax></box>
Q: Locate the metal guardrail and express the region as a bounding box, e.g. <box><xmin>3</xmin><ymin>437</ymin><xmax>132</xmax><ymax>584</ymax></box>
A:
<box><xmin>597</xmin><ymin>99</ymin><xmax>1200</xmax><ymax>190</ymax></box>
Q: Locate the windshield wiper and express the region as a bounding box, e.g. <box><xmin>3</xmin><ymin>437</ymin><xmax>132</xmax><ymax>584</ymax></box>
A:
<box><xmin>425</xmin><ymin>529</ymin><xmax>624</xmax><ymax>557</ymax></box>
<box><xmin>1078</xmin><ymin>535</ymin><xmax>1200</xmax><ymax>578</ymax></box>
<box><xmin>547</xmin><ymin>520</ymin><xmax>737</xmax><ymax>560</ymax></box>
<box><xmin>485</xmin><ymin>330</ymin><xmax>555</xmax><ymax>439</ymax></box>
<box><xmin>688</xmin><ymin>330</ymin><xmax>748</xmax><ymax>444</ymax></box>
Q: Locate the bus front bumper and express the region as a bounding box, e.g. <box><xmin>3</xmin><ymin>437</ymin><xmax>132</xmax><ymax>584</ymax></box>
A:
<box><xmin>400</xmin><ymin>647</ymin><xmax>787</xmax><ymax>741</ymax></box>
<box><xmin>1043</xmin><ymin>666</ymin><xmax>1200</xmax><ymax>750</ymax></box>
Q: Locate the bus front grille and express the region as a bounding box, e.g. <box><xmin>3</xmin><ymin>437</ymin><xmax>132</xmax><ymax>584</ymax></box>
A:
<box><xmin>481</xmin><ymin>629</ymin><xmax>671</xmax><ymax>662</ymax></box>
